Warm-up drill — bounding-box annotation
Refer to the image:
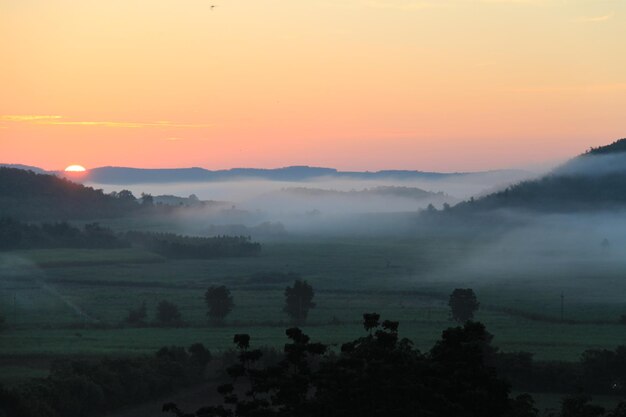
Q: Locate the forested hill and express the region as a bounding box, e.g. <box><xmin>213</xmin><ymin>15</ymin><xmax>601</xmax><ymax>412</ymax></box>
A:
<box><xmin>453</xmin><ymin>138</ymin><xmax>626</xmax><ymax>213</ymax></box>
<box><xmin>0</xmin><ymin>168</ymin><xmax>137</xmax><ymax>220</ymax></box>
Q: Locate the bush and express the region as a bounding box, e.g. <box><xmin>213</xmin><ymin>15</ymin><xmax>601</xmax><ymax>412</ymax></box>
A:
<box><xmin>1</xmin><ymin>344</ymin><xmax>211</xmax><ymax>417</ymax></box>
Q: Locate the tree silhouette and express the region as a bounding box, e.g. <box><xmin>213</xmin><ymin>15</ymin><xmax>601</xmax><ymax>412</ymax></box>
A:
<box><xmin>449</xmin><ymin>288</ymin><xmax>480</xmax><ymax>323</ymax></box>
<box><xmin>155</xmin><ymin>300</ymin><xmax>182</xmax><ymax>326</ymax></box>
<box><xmin>163</xmin><ymin>316</ymin><xmax>533</xmax><ymax>417</ymax></box>
<box><xmin>125</xmin><ymin>301</ymin><xmax>147</xmax><ymax>326</ymax></box>
<box><xmin>140</xmin><ymin>193</ymin><xmax>154</xmax><ymax>207</ymax></box>
<box><xmin>204</xmin><ymin>286</ymin><xmax>234</xmax><ymax>324</ymax></box>
<box><xmin>283</xmin><ymin>280</ymin><xmax>315</xmax><ymax>324</ymax></box>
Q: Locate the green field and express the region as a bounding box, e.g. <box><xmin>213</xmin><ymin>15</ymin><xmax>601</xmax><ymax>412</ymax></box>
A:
<box><xmin>2</xmin><ymin>235</ymin><xmax>626</xmax><ymax>387</ymax></box>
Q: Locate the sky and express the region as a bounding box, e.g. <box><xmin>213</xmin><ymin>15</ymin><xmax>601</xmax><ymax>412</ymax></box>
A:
<box><xmin>1</xmin><ymin>0</ymin><xmax>625</xmax><ymax>172</ymax></box>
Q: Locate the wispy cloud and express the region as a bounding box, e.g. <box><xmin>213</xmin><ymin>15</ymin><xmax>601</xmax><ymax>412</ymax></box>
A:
<box><xmin>0</xmin><ymin>115</ymin><xmax>210</xmax><ymax>128</ymax></box>
<box><xmin>573</xmin><ymin>12</ymin><xmax>615</xmax><ymax>23</ymax></box>
<box><xmin>1</xmin><ymin>115</ymin><xmax>62</xmax><ymax>122</ymax></box>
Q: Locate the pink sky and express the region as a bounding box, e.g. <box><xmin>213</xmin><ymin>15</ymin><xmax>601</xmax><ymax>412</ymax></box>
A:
<box><xmin>1</xmin><ymin>0</ymin><xmax>625</xmax><ymax>172</ymax></box>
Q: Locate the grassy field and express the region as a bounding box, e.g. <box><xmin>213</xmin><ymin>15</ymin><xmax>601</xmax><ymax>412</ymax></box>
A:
<box><xmin>2</xmin><ymin>235</ymin><xmax>626</xmax><ymax>386</ymax></box>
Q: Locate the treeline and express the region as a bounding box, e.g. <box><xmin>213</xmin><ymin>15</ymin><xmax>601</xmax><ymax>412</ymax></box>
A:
<box><xmin>0</xmin><ymin>218</ymin><xmax>262</xmax><ymax>259</ymax></box>
<box><xmin>124</xmin><ymin>231</ymin><xmax>261</xmax><ymax>259</ymax></box>
<box><xmin>0</xmin><ymin>218</ymin><xmax>128</xmax><ymax>250</ymax></box>
<box><xmin>0</xmin><ymin>344</ymin><xmax>211</xmax><ymax>417</ymax></box>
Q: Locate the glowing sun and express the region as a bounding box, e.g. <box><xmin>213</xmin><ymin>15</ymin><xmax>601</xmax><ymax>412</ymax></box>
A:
<box><xmin>64</xmin><ymin>164</ymin><xmax>87</xmax><ymax>172</ymax></box>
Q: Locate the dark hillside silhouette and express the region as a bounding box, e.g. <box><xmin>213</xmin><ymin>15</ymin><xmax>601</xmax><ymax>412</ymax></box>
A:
<box><xmin>0</xmin><ymin>168</ymin><xmax>138</xmax><ymax>220</ymax></box>
<box><xmin>451</xmin><ymin>138</ymin><xmax>626</xmax><ymax>213</ymax></box>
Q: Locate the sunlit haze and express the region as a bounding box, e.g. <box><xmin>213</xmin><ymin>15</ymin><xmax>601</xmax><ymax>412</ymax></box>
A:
<box><xmin>1</xmin><ymin>0</ymin><xmax>625</xmax><ymax>171</ymax></box>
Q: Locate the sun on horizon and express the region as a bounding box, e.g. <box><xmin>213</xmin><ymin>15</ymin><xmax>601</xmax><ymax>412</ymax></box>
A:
<box><xmin>64</xmin><ymin>164</ymin><xmax>87</xmax><ymax>172</ymax></box>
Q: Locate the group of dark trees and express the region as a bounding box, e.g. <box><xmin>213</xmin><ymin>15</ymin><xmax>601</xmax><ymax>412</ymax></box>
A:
<box><xmin>124</xmin><ymin>231</ymin><xmax>261</xmax><ymax>259</ymax></box>
<box><xmin>162</xmin><ymin>315</ymin><xmax>626</xmax><ymax>417</ymax></box>
<box><xmin>0</xmin><ymin>218</ymin><xmax>128</xmax><ymax>250</ymax></box>
<box><xmin>0</xmin><ymin>344</ymin><xmax>211</xmax><ymax>417</ymax></box>
<box><xmin>203</xmin><ymin>280</ymin><xmax>316</xmax><ymax>325</ymax></box>
<box><xmin>124</xmin><ymin>300</ymin><xmax>184</xmax><ymax>327</ymax></box>
<box><xmin>164</xmin><ymin>315</ymin><xmax>531</xmax><ymax>417</ymax></box>
<box><xmin>204</xmin><ymin>280</ymin><xmax>315</xmax><ymax>325</ymax></box>
<box><xmin>0</xmin><ymin>217</ymin><xmax>262</xmax><ymax>259</ymax></box>
<box><xmin>124</xmin><ymin>279</ymin><xmax>315</xmax><ymax>328</ymax></box>
<box><xmin>5</xmin><ymin>311</ymin><xmax>626</xmax><ymax>416</ymax></box>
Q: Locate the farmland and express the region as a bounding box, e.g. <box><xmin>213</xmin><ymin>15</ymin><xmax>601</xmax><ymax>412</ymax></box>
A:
<box><xmin>3</xmin><ymin>234</ymin><xmax>626</xmax><ymax>388</ymax></box>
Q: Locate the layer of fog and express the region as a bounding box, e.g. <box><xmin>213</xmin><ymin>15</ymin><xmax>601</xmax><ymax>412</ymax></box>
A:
<box><xmin>424</xmin><ymin>209</ymin><xmax>626</xmax><ymax>302</ymax></box>
<box><xmin>88</xmin><ymin>169</ymin><xmax>537</xmax><ymax>204</ymax></box>
<box><xmin>554</xmin><ymin>152</ymin><xmax>626</xmax><ymax>177</ymax></box>
<box><xmin>85</xmin><ymin>169</ymin><xmax>542</xmax><ymax>236</ymax></box>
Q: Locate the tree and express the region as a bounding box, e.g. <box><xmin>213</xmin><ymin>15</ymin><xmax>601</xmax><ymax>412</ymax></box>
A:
<box><xmin>449</xmin><ymin>288</ymin><xmax>480</xmax><ymax>323</ymax></box>
<box><xmin>204</xmin><ymin>286</ymin><xmax>234</xmax><ymax>324</ymax></box>
<box><xmin>283</xmin><ymin>280</ymin><xmax>315</xmax><ymax>324</ymax></box>
<box><xmin>125</xmin><ymin>301</ymin><xmax>147</xmax><ymax>326</ymax></box>
<box><xmin>140</xmin><ymin>193</ymin><xmax>154</xmax><ymax>207</ymax></box>
<box><xmin>155</xmin><ymin>300</ymin><xmax>182</xmax><ymax>326</ymax></box>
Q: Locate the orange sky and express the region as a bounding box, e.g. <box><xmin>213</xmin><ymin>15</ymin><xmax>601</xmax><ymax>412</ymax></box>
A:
<box><xmin>1</xmin><ymin>0</ymin><xmax>625</xmax><ymax>172</ymax></box>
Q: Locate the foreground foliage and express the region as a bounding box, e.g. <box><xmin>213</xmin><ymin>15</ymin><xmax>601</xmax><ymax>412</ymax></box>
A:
<box><xmin>165</xmin><ymin>315</ymin><xmax>532</xmax><ymax>417</ymax></box>
<box><xmin>0</xmin><ymin>344</ymin><xmax>211</xmax><ymax>417</ymax></box>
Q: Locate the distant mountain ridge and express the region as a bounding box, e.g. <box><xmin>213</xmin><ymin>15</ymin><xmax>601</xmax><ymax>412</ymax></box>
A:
<box><xmin>71</xmin><ymin>165</ymin><xmax>527</xmax><ymax>184</ymax></box>
<box><xmin>0</xmin><ymin>163</ymin><xmax>47</xmax><ymax>174</ymax></box>
<box><xmin>1</xmin><ymin>163</ymin><xmax>530</xmax><ymax>184</ymax></box>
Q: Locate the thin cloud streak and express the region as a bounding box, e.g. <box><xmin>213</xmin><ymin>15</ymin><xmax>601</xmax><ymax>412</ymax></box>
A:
<box><xmin>1</xmin><ymin>115</ymin><xmax>210</xmax><ymax>128</ymax></box>
<box><xmin>1</xmin><ymin>115</ymin><xmax>62</xmax><ymax>122</ymax></box>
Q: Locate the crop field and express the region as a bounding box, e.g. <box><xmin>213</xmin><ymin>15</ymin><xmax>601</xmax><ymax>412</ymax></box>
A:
<box><xmin>2</xmin><ymin>235</ymin><xmax>626</xmax><ymax>386</ymax></box>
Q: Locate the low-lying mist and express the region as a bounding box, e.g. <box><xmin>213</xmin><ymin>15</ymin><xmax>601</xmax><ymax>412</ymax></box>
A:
<box><xmin>85</xmin><ymin>169</ymin><xmax>541</xmax><ymax>237</ymax></box>
<box><xmin>422</xmin><ymin>209</ymin><xmax>626</xmax><ymax>301</ymax></box>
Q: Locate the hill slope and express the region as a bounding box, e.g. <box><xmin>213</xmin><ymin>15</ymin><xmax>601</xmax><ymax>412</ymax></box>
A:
<box><xmin>0</xmin><ymin>168</ymin><xmax>138</xmax><ymax>220</ymax></box>
<box><xmin>456</xmin><ymin>138</ymin><xmax>626</xmax><ymax>212</ymax></box>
